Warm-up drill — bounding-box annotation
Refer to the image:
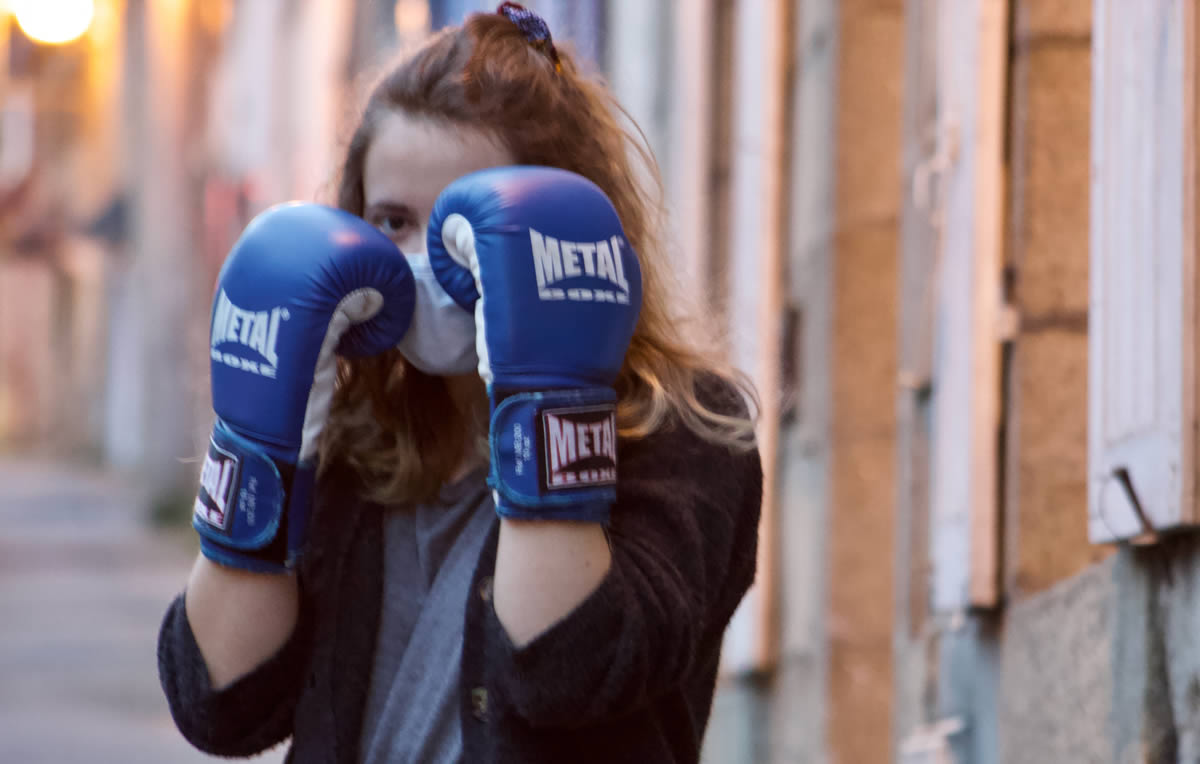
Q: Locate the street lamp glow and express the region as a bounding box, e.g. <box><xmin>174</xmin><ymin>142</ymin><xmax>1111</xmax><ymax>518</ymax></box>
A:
<box><xmin>12</xmin><ymin>0</ymin><xmax>95</xmax><ymax>45</ymax></box>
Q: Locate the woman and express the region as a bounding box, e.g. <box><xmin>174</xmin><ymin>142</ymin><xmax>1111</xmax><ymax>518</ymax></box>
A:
<box><xmin>159</xmin><ymin>5</ymin><xmax>762</xmax><ymax>762</ymax></box>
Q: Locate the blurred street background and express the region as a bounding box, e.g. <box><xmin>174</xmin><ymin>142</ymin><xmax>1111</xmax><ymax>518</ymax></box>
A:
<box><xmin>0</xmin><ymin>458</ymin><xmax>284</xmax><ymax>763</ymax></box>
<box><xmin>2</xmin><ymin>0</ymin><xmax>1199</xmax><ymax>762</ymax></box>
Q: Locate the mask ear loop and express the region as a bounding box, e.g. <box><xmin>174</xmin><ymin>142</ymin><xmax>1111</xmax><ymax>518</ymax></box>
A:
<box><xmin>496</xmin><ymin>2</ymin><xmax>562</xmax><ymax>73</ymax></box>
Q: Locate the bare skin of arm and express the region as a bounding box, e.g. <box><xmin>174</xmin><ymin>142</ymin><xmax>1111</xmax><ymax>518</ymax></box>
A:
<box><xmin>183</xmin><ymin>556</ymin><xmax>299</xmax><ymax>690</ymax></box>
<box><xmin>451</xmin><ymin>374</ymin><xmax>613</xmax><ymax>648</ymax></box>
<box><xmin>493</xmin><ymin>519</ymin><xmax>612</xmax><ymax>647</ymax></box>
<box><xmin>184</xmin><ymin>509</ymin><xmax>610</xmax><ymax>674</ymax></box>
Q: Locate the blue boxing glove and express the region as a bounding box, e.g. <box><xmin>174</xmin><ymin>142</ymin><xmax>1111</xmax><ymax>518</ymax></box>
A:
<box><xmin>428</xmin><ymin>167</ymin><xmax>642</xmax><ymax>523</ymax></box>
<box><xmin>194</xmin><ymin>203</ymin><xmax>415</xmax><ymax>572</ymax></box>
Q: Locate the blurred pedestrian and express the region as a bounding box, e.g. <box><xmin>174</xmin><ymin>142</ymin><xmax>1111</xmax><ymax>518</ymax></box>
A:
<box><xmin>157</xmin><ymin>5</ymin><xmax>762</xmax><ymax>762</ymax></box>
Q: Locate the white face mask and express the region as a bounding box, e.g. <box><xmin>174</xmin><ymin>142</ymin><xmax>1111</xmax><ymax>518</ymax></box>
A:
<box><xmin>396</xmin><ymin>252</ymin><xmax>478</xmax><ymax>375</ymax></box>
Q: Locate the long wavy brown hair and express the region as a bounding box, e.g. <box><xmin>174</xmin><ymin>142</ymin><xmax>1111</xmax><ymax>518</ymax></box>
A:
<box><xmin>322</xmin><ymin>11</ymin><xmax>757</xmax><ymax>504</ymax></box>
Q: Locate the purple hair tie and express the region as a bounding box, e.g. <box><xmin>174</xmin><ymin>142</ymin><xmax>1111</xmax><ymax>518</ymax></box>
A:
<box><xmin>497</xmin><ymin>2</ymin><xmax>562</xmax><ymax>72</ymax></box>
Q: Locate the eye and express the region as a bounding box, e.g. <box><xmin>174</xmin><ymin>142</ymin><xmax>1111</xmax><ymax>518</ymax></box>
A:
<box><xmin>365</xmin><ymin>204</ymin><xmax>419</xmax><ymax>243</ymax></box>
<box><xmin>375</xmin><ymin>214</ymin><xmax>412</xmax><ymax>238</ymax></box>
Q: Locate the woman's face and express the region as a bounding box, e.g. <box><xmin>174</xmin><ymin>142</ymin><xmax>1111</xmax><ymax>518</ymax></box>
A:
<box><xmin>362</xmin><ymin>111</ymin><xmax>515</xmax><ymax>254</ymax></box>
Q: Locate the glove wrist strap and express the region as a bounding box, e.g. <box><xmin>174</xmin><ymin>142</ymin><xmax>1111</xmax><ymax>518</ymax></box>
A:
<box><xmin>193</xmin><ymin>420</ymin><xmax>309</xmax><ymax>572</ymax></box>
<box><xmin>488</xmin><ymin>388</ymin><xmax>617</xmax><ymax>524</ymax></box>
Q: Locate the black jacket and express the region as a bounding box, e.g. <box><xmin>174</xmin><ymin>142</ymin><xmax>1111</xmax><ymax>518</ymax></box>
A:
<box><xmin>157</xmin><ymin>387</ymin><xmax>762</xmax><ymax>763</ymax></box>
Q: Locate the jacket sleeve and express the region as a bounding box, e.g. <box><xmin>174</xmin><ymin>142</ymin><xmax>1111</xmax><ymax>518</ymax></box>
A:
<box><xmin>485</xmin><ymin>382</ymin><xmax>764</xmax><ymax>727</ymax></box>
<box><xmin>156</xmin><ymin>582</ymin><xmax>314</xmax><ymax>757</ymax></box>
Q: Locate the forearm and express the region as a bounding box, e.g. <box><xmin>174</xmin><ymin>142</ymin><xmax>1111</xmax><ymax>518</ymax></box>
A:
<box><xmin>183</xmin><ymin>554</ymin><xmax>300</xmax><ymax>689</ymax></box>
<box><xmin>493</xmin><ymin>519</ymin><xmax>612</xmax><ymax>647</ymax></box>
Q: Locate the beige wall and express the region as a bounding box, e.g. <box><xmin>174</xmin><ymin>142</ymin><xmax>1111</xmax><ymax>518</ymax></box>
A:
<box><xmin>827</xmin><ymin>0</ymin><xmax>905</xmax><ymax>761</ymax></box>
<box><xmin>1003</xmin><ymin>0</ymin><xmax>1111</xmax><ymax>600</ymax></box>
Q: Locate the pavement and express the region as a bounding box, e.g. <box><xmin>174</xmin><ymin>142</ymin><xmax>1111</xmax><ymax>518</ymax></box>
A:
<box><xmin>0</xmin><ymin>459</ymin><xmax>286</xmax><ymax>764</ymax></box>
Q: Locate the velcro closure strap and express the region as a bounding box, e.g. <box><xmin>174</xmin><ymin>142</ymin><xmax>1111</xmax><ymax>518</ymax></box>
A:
<box><xmin>489</xmin><ymin>388</ymin><xmax>617</xmax><ymax>523</ymax></box>
<box><xmin>192</xmin><ymin>422</ymin><xmax>286</xmax><ymax>554</ymax></box>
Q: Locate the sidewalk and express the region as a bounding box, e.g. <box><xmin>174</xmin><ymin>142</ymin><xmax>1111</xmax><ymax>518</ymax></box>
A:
<box><xmin>0</xmin><ymin>459</ymin><xmax>286</xmax><ymax>764</ymax></box>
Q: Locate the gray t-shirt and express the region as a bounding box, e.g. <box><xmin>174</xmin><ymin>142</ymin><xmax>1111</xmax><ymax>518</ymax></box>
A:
<box><xmin>358</xmin><ymin>468</ymin><xmax>494</xmax><ymax>764</ymax></box>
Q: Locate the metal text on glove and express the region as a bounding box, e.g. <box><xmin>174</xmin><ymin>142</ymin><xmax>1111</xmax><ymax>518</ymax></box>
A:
<box><xmin>195</xmin><ymin>445</ymin><xmax>237</xmax><ymax>531</ymax></box>
<box><xmin>529</xmin><ymin>229</ymin><xmax>631</xmax><ymax>304</ymax></box>
<box><xmin>543</xmin><ymin>407</ymin><xmax>618</xmax><ymax>489</ymax></box>
<box><xmin>210</xmin><ymin>289</ymin><xmax>289</xmax><ymax>377</ymax></box>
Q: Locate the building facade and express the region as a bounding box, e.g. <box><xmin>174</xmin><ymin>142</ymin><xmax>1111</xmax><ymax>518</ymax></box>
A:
<box><xmin>689</xmin><ymin>0</ymin><xmax>1200</xmax><ymax>762</ymax></box>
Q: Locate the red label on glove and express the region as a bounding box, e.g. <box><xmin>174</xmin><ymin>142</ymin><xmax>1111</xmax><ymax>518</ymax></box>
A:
<box><xmin>194</xmin><ymin>439</ymin><xmax>240</xmax><ymax>533</ymax></box>
<box><xmin>539</xmin><ymin>405</ymin><xmax>618</xmax><ymax>491</ymax></box>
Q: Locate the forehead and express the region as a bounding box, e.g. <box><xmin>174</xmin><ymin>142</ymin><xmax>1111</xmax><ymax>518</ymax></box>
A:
<box><xmin>363</xmin><ymin>112</ymin><xmax>514</xmax><ymax>206</ymax></box>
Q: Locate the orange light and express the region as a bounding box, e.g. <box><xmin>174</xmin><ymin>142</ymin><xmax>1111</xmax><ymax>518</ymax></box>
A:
<box><xmin>395</xmin><ymin>0</ymin><xmax>431</xmax><ymax>38</ymax></box>
<box><xmin>12</xmin><ymin>0</ymin><xmax>95</xmax><ymax>45</ymax></box>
